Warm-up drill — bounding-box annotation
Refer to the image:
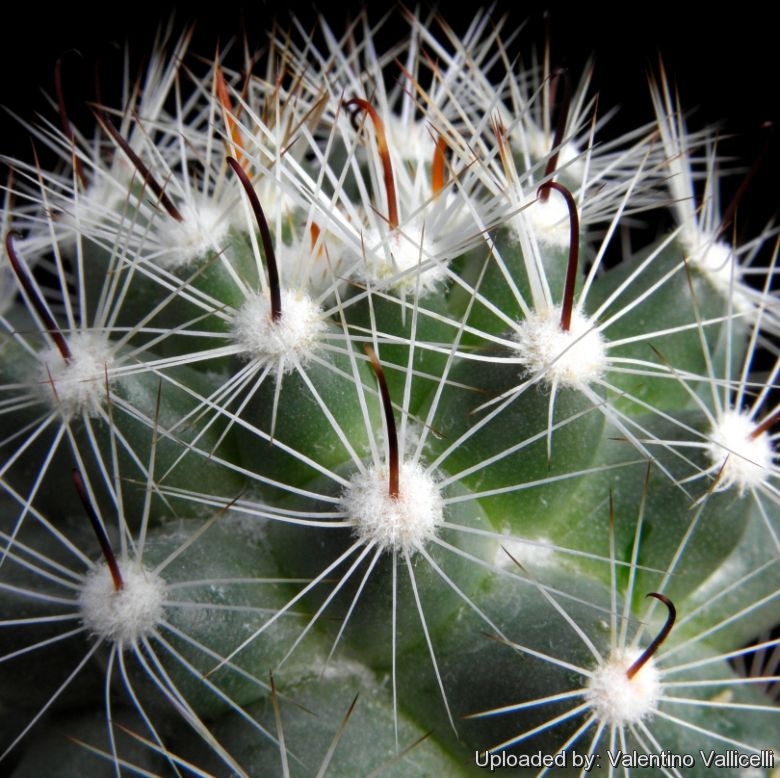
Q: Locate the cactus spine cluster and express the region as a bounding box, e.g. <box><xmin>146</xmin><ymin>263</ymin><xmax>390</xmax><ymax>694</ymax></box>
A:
<box><xmin>1</xmin><ymin>9</ymin><xmax>778</xmax><ymax>776</ymax></box>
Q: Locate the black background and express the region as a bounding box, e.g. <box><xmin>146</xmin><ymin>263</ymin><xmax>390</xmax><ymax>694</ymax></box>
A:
<box><xmin>1</xmin><ymin>2</ymin><xmax>778</xmax><ymax>242</ymax></box>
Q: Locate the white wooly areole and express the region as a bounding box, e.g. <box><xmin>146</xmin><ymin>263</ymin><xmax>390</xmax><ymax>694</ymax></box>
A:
<box><xmin>512</xmin><ymin>307</ymin><xmax>607</xmax><ymax>392</ymax></box>
<box><xmin>321</xmin><ymin>28</ymin><xmax>490</xmax><ymax>298</ymax></box>
<box><xmin>650</xmin><ymin>68</ymin><xmax>777</xmax><ymax>329</ymax></box>
<box><xmin>341</xmin><ymin>459</ymin><xmax>444</xmax><ymax>556</ymax></box>
<box><xmin>36</xmin><ymin>333</ymin><xmax>116</xmax><ymax>421</ymax></box>
<box><xmin>585</xmin><ymin>647</ymin><xmax>662</xmax><ymax>728</ymax></box>
<box><xmin>706</xmin><ymin>410</ymin><xmax>776</xmax><ymax>495</ymax></box>
<box><xmin>79</xmin><ymin>561</ymin><xmax>166</xmax><ymax>646</ymax></box>
<box><xmin>152</xmin><ymin>201</ymin><xmax>233</xmax><ymax>272</ymax></box>
<box><xmin>231</xmin><ymin>289</ymin><xmax>327</xmax><ymax>377</ymax></box>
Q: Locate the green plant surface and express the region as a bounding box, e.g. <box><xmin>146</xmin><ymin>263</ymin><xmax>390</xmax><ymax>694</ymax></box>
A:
<box><xmin>1</xmin><ymin>9</ymin><xmax>778</xmax><ymax>777</ymax></box>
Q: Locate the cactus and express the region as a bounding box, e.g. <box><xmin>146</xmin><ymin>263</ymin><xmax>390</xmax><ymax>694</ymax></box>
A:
<box><xmin>1</xmin><ymin>9</ymin><xmax>778</xmax><ymax>776</ymax></box>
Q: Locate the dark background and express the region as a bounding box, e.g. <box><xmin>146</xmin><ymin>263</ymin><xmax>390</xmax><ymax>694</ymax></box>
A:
<box><xmin>2</xmin><ymin>2</ymin><xmax>777</xmax><ymax>241</ymax></box>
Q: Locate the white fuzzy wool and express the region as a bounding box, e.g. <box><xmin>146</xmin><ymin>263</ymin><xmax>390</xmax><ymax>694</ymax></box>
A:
<box><xmin>586</xmin><ymin>648</ymin><xmax>661</xmax><ymax>727</ymax></box>
<box><xmin>79</xmin><ymin>561</ymin><xmax>166</xmax><ymax>646</ymax></box>
<box><xmin>686</xmin><ymin>235</ymin><xmax>755</xmax><ymax>316</ymax></box>
<box><xmin>513</xmin><ymin>308</ymin><xmax>606</xmax><ymax>390</ymax></box>
<box><xmin>357</xmin><ymin>227</ymin><xmax>447</xmax><ymax>294</ymax></box>
<box><xmin>707</xmin><ymin>410</ymin><xmax>775</xmax><ymax>494</ymax></box>
<box><xmin>232</xmin><ymin>289</ymin><xmax>326</xmax><ymax>375</ymax></box>
<box><xmin>154</xmin><ymin>202</ymin><xmax>231</xmax><ymax>269</ymax></box>
<box><xmin>37</xmin><ymin>332</ymin><xmax>115</xmax><ymax>420</ymax></box>
<box><xmin>522</xmin><ymin>192</ymin><xmax>572</xmax><ymax>248</ymax></box>
<box><xmin>496</xmin><ymin>536</ymin><xmax>556</xmax><ymax>570</ymax></box>
<box><xmin>341</xmin><ymin>461</ymin><xmax>443</xmax><ymax>555</ymax></box>
<box><xmin>55</xmin><ymin>161</ymin><xmax>136</xmax><ymax>250</ymax></box>
<box><xmin>524</xmin><ymin>125</ymin><xmax>587</xmax><ymax>188</ymax></box>
<box><xmin>275</xmin><ymin>235</ymin><xmax>350</xmax><ymax>301</ymax></box>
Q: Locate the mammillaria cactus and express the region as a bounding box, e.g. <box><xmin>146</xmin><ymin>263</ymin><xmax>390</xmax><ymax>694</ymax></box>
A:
<box><xmin>1</xmin><ymin>8</ymin><xmax>778</xmax><ymax>776</ymax></box>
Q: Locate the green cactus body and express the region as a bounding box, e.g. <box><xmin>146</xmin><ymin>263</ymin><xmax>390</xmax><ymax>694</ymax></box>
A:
<box><xmin>1</xmin><ymin>9</ymin><xmax>778</xmax><ymax>777</ymax></box>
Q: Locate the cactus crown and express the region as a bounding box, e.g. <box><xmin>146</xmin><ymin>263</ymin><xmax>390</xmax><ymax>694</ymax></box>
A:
<box><xmin>1</xmin><ymin>8</ymin><xmax>778</xmax><ymax>777</ymax></box>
